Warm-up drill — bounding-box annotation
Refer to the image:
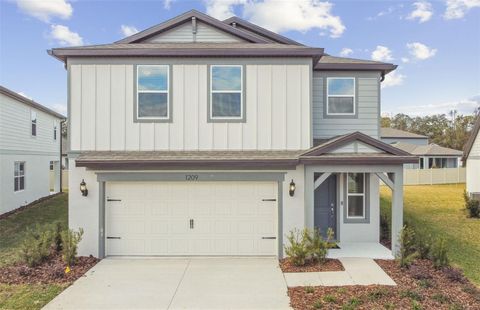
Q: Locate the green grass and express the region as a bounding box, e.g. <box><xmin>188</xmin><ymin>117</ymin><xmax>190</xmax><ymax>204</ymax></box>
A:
<box><xmin>381</xmin><ymin>184</ymin><xmax>480</xmax><ymax>286</ymax></box>
<box><xmin>0</xmin><ymin>193</ymin><xmax>68</xmax><ymax>309</ymax></box>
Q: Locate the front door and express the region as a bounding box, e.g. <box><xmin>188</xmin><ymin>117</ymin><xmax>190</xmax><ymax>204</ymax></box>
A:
<box><xmin>314</xmin><ymin>174</ymin><xmax>337</xmax><ymax>238</ymax></box>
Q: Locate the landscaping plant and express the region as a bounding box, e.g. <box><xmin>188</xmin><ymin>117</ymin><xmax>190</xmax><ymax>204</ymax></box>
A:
<box><xmin>284</xmin><ymin>228</ymin><xmax>337</xmax><ymax>266</ymax></box>
<box><xmin>430</xmin><ymin>237</ymin><xmax>449</xmax><ymax>269</ymax></box>
<box><xmin>306</xmin><ymin>228</ymin><xmax>334</xmax><ymax>264</ymax></box>
<box><xmin>61</xmin><ymin>228</ymin><xmax>84</xmax><ymax>266</ymax></box>
<box><xmin>396</xmin><ymin>225</ymin><xmax>418</xmax><ymax>268</ymax></box>
<box><xmin>284</xmin><ymin>229</ymin><xmax>309</xmax><ymax>266</ymax></box>
<box><xmin>18</xmin><ymin>224</ymin><xmax>54</xmax><ymax>267</ymax></box>
<box><xmin>464</xmin><ymin>190</ymin><xmax>480</xmax><ymax>218</ymax></box>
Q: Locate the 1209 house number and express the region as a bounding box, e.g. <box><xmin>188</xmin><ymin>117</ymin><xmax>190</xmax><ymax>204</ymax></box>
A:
<box><xmin>185</xmin><ymin>175</ymin><xmax>199</xmax><ymax>181</ymax></box>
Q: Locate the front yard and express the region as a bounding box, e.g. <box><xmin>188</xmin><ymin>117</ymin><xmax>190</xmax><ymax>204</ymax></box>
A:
<box><xmin>381</xmin><ymin>184</ymin><xmax>480</xmax><ymax>286</ymax></box>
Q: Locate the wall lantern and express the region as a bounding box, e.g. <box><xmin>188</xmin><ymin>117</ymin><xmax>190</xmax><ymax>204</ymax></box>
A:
<box><xmin>80</xmin><ymin>179</ymin><xmax>88</xmax><ymax>197</ymax></box>
<box><xmin>289</xmin><ymin>179</ymin><xmax>296</xmax><ymax>197</ymax></box>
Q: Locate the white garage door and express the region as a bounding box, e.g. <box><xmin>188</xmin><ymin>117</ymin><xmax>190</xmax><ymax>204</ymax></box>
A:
<box><xmin>105</xmin><ymin>181</ymin><xmax>278</xmax><ymax>256</ymax></box>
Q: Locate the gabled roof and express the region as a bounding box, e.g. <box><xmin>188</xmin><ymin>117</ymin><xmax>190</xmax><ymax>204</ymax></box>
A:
<box><xmin>116</xmin><ymin>10</ymin><xmax>268</xmax><ymax>44</ymax></box>
<box><xmin>223</xmin><ymin>16</ymin><xmax>303</xmax><ymax>46</ymax></box>
<box><xmin>392</xmin><ymin>142</ymin><xmax>463</xmax><ymax>157</ymax></box>
<box><xmin>464</xmin><ymin>115</ymin><xmax>480</xmax><ymax>160</ymax></box>
<box><xmin>0</xmin><ymin>85</ymin><xmax>65</xmax><ymax>120</ymax></box>
<box><xmin>315</xmin><ymin>55</ymin><xmax>396</xmax><ymax>74</ymax></box>
<box><xmin>380</xmin><ymin>128</ymin><xmax>428</xmax><ymax>139</ymax></box>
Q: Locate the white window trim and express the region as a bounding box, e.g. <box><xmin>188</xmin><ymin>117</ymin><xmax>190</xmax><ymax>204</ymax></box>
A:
<box><xmin>136</xmin><ymin>65</ymin><xmax>170</xmax><ymax>120</ymax></box>
<box><xmin>346</xmin><ymin>173</ymin><xmax>365</xmax><ymax>219</ymax></box>
<box><xmin>326</xmin><ymin>77</ymin><xmax>356</xmax><ymax>116</ymax></box>
<box><xmin>14</xmin><ymin>161</ymin><xmax>25</xmax><ymax>192</ymax></box>
<box><xmin>210</xmin><ymin>65</ymin><xmax>243</xmax><ymax>120</ymax></box>
<box><xmin>31</xmin><ymin>110</ymin><xmax>37</xmax><ymax>137</ymax></box>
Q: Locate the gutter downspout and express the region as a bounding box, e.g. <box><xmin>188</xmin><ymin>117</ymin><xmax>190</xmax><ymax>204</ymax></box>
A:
<box><xmin>59</xmin><ymin>120</ymin><xmax>65</xmax><ymax>193</ymax></box>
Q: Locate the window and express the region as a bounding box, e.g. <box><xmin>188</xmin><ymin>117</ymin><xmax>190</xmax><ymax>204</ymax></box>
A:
<box><xmin>347</xmin><ymin>173</ymin><xmax>365</xmax><ymax>218</ymax></box>
<box><xmin>210</xmin><ymin>65</ymin><xmax>243</xmax><ymax>120</ymax></box>
<box><xmin>14</xmin><ymin>162</ymin><xmax>25</xmax><ymax>192</ymax></box>
<box><xmin>136</xmin><ymin>65</ymin><xmax>169</xmax><ymax>120</ymax></box>
<box><xmin>327</xmin><ymin>77</ymin><xmax>355</xmax><ymax>115</ymax></box>
<box><xmin>31</xmin><ymin>111</ymin><xmax>37</xmax><ymax>136</ymax></box>
<box><xmin>53</xmin><ymin>121</ymin><xmax>57</xmax><ymax>140</ymax></box>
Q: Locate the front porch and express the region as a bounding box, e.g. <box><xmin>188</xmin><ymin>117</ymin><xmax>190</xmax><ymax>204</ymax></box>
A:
<box><xmin>327</xmin><ymin>242</ymin><xmax>394</xmax><ymax>260</ymax></box>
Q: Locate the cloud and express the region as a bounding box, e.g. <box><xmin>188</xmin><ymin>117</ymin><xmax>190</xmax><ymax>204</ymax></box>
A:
<box><xmin>50</xmin><ymin>24</ymin><xmax>83</xmax><ymax>46</ymax></box>
<box><xmin>50</xmin><ymin>103</ymin><xmax>68</xmax><ymax>115</ymax></box>
<box><xmin>407</xmin><ymin>1</ymin><xmax>433</xmax><ymax>23</ymax></box>
<box><xmin>401</xmin><ymin>57</ymin><xmax>410</xmax><ymax>63</ymax></box>
<box><xmin>392</xmin><ymin>95</ymin><xmax>480</xmax><ymax>116</ymax></box>
<box><xmin>164</xmin><ymin>0</ymin><xmax>174</xmax><ymax>9</ymax></box>
<box><xmin>120</xmin><ymin>25</ymin><xmax>139</xmax><ymax>37</ymax></box>
<box><xmin>16</xmin><ymin>0</ymin><xmax>73</xmax><ymax>22</ymax></box>
<box><xmin>371</xmin><ymin>45</ymin><xmax>394</xmax><ymax>62</ymax></box>
<box><xmin>382</xmin><ymin>71</ymin><xmax>405</xmax><ymax>88</ymax></box>
<box><xmin>407</xmin><ymin>42</ymin><xmax>437</xmax><ymax>60</ymax></box>
<box><xmin>444</xmin><ymin>0</ymin><xmax>480</xmax><ymax>19</ymax></box>
<box><xmin>367</xmin><ymin>6</ymin><xmax>395</xmax><ymax>20</ymax></box>
<box><xmin>339</xmin><ymin>48</ymin><xmax>353</xmax><ymax>57</ymax></box>
<box><xmin>205</xmin><ymin>0</ymin><xmax>346</xmax><ymax>38</ymax></box>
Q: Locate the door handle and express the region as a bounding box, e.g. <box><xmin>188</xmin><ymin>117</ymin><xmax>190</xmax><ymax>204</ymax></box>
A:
<box><xmin>189</xmin><ymin>219</ymin><xmax>194</xmax><ymax>229</ymax></box>
<box><xmin>262</xmin><ymin>237</ymin><xmax>276</xmax><ymax>239</ymax></box>
<box><xmin>106</xmin><ymin>236</ymin><xmax>121</xmax><ymax>239</ymax></box>
<box><xmin>262</xmin><ymin>199</ymin><xmax>277</xmax><ymax>202</ymax></box>
<box><xmin>107</xmin><ymin>198</ymin><xmax>122</xmax><ymax>202</ymax></box>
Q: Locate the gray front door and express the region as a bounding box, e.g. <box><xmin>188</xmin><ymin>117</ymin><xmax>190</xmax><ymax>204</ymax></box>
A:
<box><xmin>314</xmin><ymin>174</ymin><xmax>337</xmax><ymax>238</ymax></box>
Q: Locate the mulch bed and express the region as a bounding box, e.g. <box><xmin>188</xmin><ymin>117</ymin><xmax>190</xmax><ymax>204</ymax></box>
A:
<box><xmin>289</xmin><ymin>259</ymin><xmax>480</xmax><ymax>309</ymax></box>
<box><xmin>0</xmin><ymin>253</ymin><xmax>99</xmax><ymax>285</ymax></box>
<box><xmin>279</xmin><ymin>258</ymin><xmax>344</xmax><ymax>273</ymax></box>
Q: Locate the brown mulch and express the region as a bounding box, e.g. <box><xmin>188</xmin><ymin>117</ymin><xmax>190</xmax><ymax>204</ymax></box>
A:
<box><xmin>0</xmin><ymin>254</ymin><xmax>99</xmax><ymax>285</ymax></box>
<box><xmin>289</xmin><ymin>259</ymin><xmax>480</xmax><ymax>310</ymax></box>
<box><xmin>279</xmin><ymin>258</ymin><xmax>344</xmax><ymax>273</ymax></box>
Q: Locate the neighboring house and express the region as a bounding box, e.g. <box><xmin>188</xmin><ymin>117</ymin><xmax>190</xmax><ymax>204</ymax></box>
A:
<box><xmin>0</xmin><ymin>86</ymin><xmax>65</xmax><ymax>215</ymax></box>
<box><xmin>381</xmin><ymin>128</ymin><xmax>463</xmax><ymax>169</ymax></box>
<box><xmin>464</xmin><ymin>116</ymin><xmax>480</xmax><ymax>198</ymax></box>
<box><xmin>49</xmin><ymin>10</ymin><xmax>416</xmax><ymax>259</ymax></box>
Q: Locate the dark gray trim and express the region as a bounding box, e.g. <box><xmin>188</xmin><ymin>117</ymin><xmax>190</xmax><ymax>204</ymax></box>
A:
<box><xmin>115</xmin><ymin>10</ymin><xmax>269</xmax><ymax>44</ymax></box>
<box><xmin>314</xmin><ymin>63</ymin><xmax>397</xmax><ymax>74</ymax></box>
<box><xmin>343</xmin><ymin>173</ymin><xmax>370</xmax><ymax>224</ymax></box>
<box><xmin>335</xmin><ymin>174</ymin><xmax>341</xmax><ymax>241</ymax></box>
<box><xmin>97</xmin><ymin>171</ymin><xmax>286</xmax><ymax>182</ymax></box>
<box><xmin>133</xmin><ymin>64</ymin><xmax>173</xmax><ymax>123</ymax></box>
<box><xmin>300</xmin><ymin>156</ymin><xmax>418</xmax><ymax>165</ymax></box>
<box><xmin>277</xmin><ymin>181</ymin><xmax>284</xmax><ymax>259</ymax></box>
<box><xmin>99</xmin><ymin>181</ymin><xmax>105</xmax><ymax>258</ymax></box>
<box><xmin>322</xmin><ymin>76</ymin><xmax>358</xmax><ymax>119</ymax></box>
<box><xmin>0</xmin><ymin>85</ymin><xmax>66</xmax><ymax>119</ymax></box>
<box><xmin>207</xmin><ymin>64</ymin><xmax>246</xmax><ymax>123</ymax></box>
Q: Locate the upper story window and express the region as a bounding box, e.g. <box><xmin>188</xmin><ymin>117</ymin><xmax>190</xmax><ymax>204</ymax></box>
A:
<box><xmin>136</xmin><ymin>65</ymin><xmax>170</xmax><ymax>121</ymax></box>
<box><xmin>31</xmin><ymin>111</ymin><xmax>37</xmax><ymax>136</ymax></box>
<box><xmin>327</xmin><ymin>77</ymin><xmax>355</xmax><ymax>116</ymax></box>
<box><xmin>347</xmin><ymin>173</ymin><xmax>365</xmax><ymax>219</ymax></box>
<box><xmin>53</xmin><ymin>121</ymin><xmax>57</xmax><ymax>140</ymax></box>
<box><xmin>14</xmin><ymin>162</ymin><xmax>25</xmax><ymax>192</ymax></box>
<box><xmin>209</xmin><ymin>65</ymin><xmax>244</xmax><ymax>121</ymax></box>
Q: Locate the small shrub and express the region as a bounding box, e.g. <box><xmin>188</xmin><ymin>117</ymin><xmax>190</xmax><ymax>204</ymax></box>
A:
<box><xmin>323</xmin><ymin>294</ymin><xmax>337</xmax><ymax>303</ymax></box>
<box><xmin>396</xmin><ymin>226</ymin><xmax>418</xmax><ymax>268</ymax></box>
<box><xmin>305</xmin><ymin>286</ymin><xmax>314</xmax><ymax>293</ymax></box>
<box><xmin>313</xmin><ymin>300</ymin><xmax>323</xmax><ymax>309</ymax></box>
<box><xmin>414</xmin><ymin>233</ymin><xmax>432</xmax><ymax>259</ymax></box>
<box><xmin>412</xmin><ymin>300</ymin><xmax>423</xmax><ymax>310</ymax></box>
<box><xmin>284</xmin><ymin>228</ymin><xmax>337</xmax><ymax>266</ymax></box>
<box><xmin>432</xmin><ymin>293</ymin><xmax>449</xmax><ymax>304</ymax></box>
<box><xmin>443</xmin><ymin>267</ymin><xmax>465</xmax><ymax>283</ymax></box>
<box><xmin>19</xmin><ymin>224</ymin><xmax>54</xmax><ymax>267</ymax></box>
<box><xmin>61</xmin><ymin>228</ymin><xmax>84</xmax><ymax>266</ymax></box>
<box><xmin>284</xmin><ymin>229</ymin><xmax>309</xmax><ymax>266</ymax></box>
<box><xmin>52</xmin><ymin>221</ymin><xmax>65</xmax><ymax>252</ymax></box>
<box><xmin>464</xmin><ymin>190</ymin><xmax>480</xmax><ymax>218</ymax></box>
<box><xmin>400</xmin><ymin>289</ymin><xmax>423</xmax><ymax>301</ymax></box>
<box><xmin>430</xmin><ymin>238</ymin><xmax>449</xmax><ymax>269</ymax></box>
<box><xmin>368</xmin><ymin>288</ymin><xmax>389</xmax><ymax>301</ymax></box>
<box><xmin>418</xmin><ymin>279</ymin><xmax>433</xmax><ymax>289</ymax></box>
<box><xmin>306</xmin><ymin>228</ymin><xmax>334</xmax><ymax>264</ymax></box>
<box><xmin>342</xmin><ymin>298</ymin><xmax>361</xmax><ymax>310</ymax></box>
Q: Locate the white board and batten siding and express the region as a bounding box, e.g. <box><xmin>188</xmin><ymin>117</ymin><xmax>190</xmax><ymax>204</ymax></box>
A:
<box><xmin>467</xmin><ymin>131</ymin><xmax>480</xmax><ymax>194</ymax></box>
<box><xmin>145</xmin><ymin>21</ymin><xmax>244</xmax><ymax>43</ymax></box>
<box><xmin>68</xmin><ymin>59</ymin><xmax>311</xmax><ymax>152</ymax></box>
<box><xmin>312</xmin><ymin>71</ymin><xmax>381</xmax><ymax>140</ymax></box>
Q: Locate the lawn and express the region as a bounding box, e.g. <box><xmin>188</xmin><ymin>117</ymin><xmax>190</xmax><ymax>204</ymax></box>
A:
<box><xmin>381</xmin><ymin>184</ymin><xmax>480</xmax><ymax>286</ymax></box>
<box><xmin>0</xmin><ymin>193</ymin><xmax>68</xmax><ymax>309</ymax></box>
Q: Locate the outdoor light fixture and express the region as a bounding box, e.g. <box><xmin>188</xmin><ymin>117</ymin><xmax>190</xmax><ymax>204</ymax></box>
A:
<box><xmin>80</xmin><ymin>179</ymin><xmax>88</xmax><ymax>197</ymax></box>
<box><xmin>289</xmin><ymin>179</ymin><xmax>296</xmax><ymax>197</ymax></box>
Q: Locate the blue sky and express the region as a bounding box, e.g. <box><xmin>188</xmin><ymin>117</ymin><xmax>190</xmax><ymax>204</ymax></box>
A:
<box><xmin>0</xmin><ymin>0</ymin><xmax>479</xmax><ymax>117</ymax></box>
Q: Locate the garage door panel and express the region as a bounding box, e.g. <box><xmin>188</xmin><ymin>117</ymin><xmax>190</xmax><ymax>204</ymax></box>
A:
<box><xmin>106</xmin><ymin>181</ymin><xmax>277</xmax><ymax>256</ymax></box>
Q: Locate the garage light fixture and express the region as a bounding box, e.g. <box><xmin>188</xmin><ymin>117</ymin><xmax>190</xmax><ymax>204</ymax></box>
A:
<box><xmin>80</xmin><ymin>179</ymin><xmax>88</xmax><ymax>196</ymax></box>
<box><xmin>289</xmin><ymin>179</ymin><xmax>296</xmax><ymax>197</ymax></box>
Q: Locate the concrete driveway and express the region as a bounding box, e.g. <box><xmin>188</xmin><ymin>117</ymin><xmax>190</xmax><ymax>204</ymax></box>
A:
<box><xmin>43</xmin><ymin>257</ymin><xmax>291</xmax><ymax>310</ymax></box>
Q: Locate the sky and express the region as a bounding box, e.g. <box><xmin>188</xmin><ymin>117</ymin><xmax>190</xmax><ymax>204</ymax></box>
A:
<box><xmin>0</xmin><ymin>0</ymin><xmax>479</xmax><ymax>117</ymax></box>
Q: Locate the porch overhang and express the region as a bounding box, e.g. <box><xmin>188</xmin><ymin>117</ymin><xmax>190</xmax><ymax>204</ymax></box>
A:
<box><xmin>300</xmin><ymin>154</ymin><xmax>418</xmax><ymax>165</ymax></box>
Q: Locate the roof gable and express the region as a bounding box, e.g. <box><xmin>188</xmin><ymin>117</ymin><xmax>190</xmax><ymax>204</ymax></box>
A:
<box><xmin>302</xmin><ymin>131</ymin><xmax>411</xmax><ymax>157</ymax></box>
<box><xmin>464</xmin><ymin>116</ymin><xmax>480</xmax><ymax>159</ymax></box>
<box><xmin>116</xmin><ymin>10</ymin><xmax>268</xmax><ymax>44</ymax></box>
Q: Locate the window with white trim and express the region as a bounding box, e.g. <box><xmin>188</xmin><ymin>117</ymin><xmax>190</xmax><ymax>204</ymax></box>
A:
<box><xmin>327</xmin><ymin>77</ymin><xmax>355</xmax><ymax>115</ymax></box>
<box><xmin>53</xmin><ymin>121</ymin><xmax>57</xmax><ymax>140</ymax></box>
<box><xmin>14</xmin><ymin>162</ymin><xmax>25</xmax><ymax>192</ymax></box>
<box><xmin>31</xmin><ymin>111</ymin><xmax>37</xmax><ymax>136</ymax></box>
<box><xmin>136</xmin><ymin>65</ymin><xmax>169</xmax><ymax>119</ymax></box>
<box><xmin>210</xmin><ymin>65</ymin><xmax>243</xmax><ymax>120</ymax></box>
<box><xmin>347</xmin><ymin>173</ymin><xmax>365</xmax><ymax>218</ymax></box>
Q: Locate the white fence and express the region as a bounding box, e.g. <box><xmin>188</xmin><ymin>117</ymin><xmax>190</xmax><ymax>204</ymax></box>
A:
<box><xmin>403</xmin><ymin>167</ymin><xmax>466</xmax><ymax>185</ymax></box>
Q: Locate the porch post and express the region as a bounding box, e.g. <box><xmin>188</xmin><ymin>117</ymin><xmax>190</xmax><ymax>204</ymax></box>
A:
<box><xmin>391</xmin><ymin>167</ymin><xmax>404</xmax><ymax>257</ymax></box>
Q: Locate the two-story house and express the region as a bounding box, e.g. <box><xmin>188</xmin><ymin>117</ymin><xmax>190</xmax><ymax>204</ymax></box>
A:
<box><xmin>0</xmin><ymin>86</ymin><xmax>65</xmax><ymax>215</ymax></box>
<box><xmin>49</xmin><ymin>10</ymin><xmax>416</xmax><ymax>259</ymax></box>
<box><xmin>464</xmin><ymin>116</ymin><xmax>480</xmax><ymax>199</ymax></box>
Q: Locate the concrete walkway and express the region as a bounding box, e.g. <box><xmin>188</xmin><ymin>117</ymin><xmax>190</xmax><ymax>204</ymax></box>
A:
<box><xmin>283</xmin><ymin>258</ymin><xmax>396</xmax><ymax>287</ymax></box>
<box><xmin>43</xmin><ymin>257</ymin><xmax>291</xmax><ymax>310</ymax></box>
